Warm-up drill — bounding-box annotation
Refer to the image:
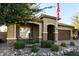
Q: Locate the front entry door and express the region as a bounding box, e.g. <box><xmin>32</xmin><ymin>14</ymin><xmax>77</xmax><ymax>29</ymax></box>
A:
<box><xmin>47</xmin><ymin>25</ymin><xmax>55</xmax><ymax>41</ymax></box>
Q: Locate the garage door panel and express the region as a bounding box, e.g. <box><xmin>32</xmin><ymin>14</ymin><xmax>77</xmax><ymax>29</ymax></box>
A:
<box><xmin>58</xmin><ymin>30</ymin><xmax>70</xmax><ymax>40</ymax></box>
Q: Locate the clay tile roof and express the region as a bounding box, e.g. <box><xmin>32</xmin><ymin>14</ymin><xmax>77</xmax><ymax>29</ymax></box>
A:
<box><xmin>58</xmin><ymin>23</ymin><xmax>74</xmax><ymax>28</ymax></box>
<box><xmin>30</xmin><ymin>16</ymin><xmax>43</xmax><ymax>22</ymax></box>
<box><xmin>39</xmin><ymin>14</ymin><xmax>61</xmax><ymax>20</ymax></box>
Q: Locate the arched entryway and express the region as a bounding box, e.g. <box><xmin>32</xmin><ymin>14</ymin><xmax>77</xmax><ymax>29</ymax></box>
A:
<box><xmin>19</xmin><ymin>23</ymin><xmax>39</xmax><ymax>40</ymax></box>
<box><xmin>47</xmin><ymin>25</ymin><xmax>55</xmax><ymax>41</ymax></box>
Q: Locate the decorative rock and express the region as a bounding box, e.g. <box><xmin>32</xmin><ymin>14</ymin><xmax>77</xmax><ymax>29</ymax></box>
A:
<box><xmin>24</xmin><ymin>54</ymin><xmax>29</xmax><ymax>56</ymax></box>
<box><xmin>42</xmin><ymin>53</ymin><xmax>47</xmax><ymax>56</ymax></box>
<box><xmin>0</xmin><ymin>53</ymin><xmax>4</xmax><ymax>56</ymax></box>
<box><xmin>19</xmin><ymin>49</ymin><xmax>23</xmax><ymax>52</ymax></box>
<box><xmin>56</xmin><ymin>52</ymin><xmax>61</xmax><ymax>56</ymax></box>
<box><xmin>60</xmin><ymin>51</ymin><xmax>64</xmax><ymax>54</ymax></box>
<box><xmin>14</xmin><ymin>51</ymin><xmax>17</xmax><ymax>54</ymax></box>
<box><xmin>47</xmin><ymin>53</ymin><xmax>51</xmax><ymax>56</ymax></box>
<box><xmin>0</xmin><ymin>43</ymin><xmax>79</xmax><ymax>56</ymax></box>
<box><xmin>49</xmin><ymin>53</ymin><xmax>54</xmax><ymax>56</ymax></box>
<box><xmin>63</xmin><ymin>50</ymin><xmax>68</xmax><ymax>54</ymax></box>
<box><xmin>65</xmin><ymin>49</ymin><xmax>71</xmax><ymax>52</ymax></box>
<box><xmin>30</xmin><ymin>52</ymin><xmax>37</xmax><ymax>56</ymax></box>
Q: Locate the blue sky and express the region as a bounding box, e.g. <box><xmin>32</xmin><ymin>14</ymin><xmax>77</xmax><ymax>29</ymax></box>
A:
<box><xmin>39</xmin><ymin>3</ymin><xmax>79</xmax><ymax>25</ymax></box>
<box><xmin>1</xmin><ymin>3</ymin><xmax>79</xmax><ymax>31</ymax></box>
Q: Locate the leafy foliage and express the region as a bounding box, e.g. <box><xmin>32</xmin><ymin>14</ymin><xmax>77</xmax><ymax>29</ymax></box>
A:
<box><xmin>14</xmin><ymin>40</ymin><xmax>25</xmax><ymax>49</ymax></box>
<box><xmin>72</xmin><ymin>15</ymin><xmax>79</xmax><ymax>39</ymax></box>
<box><xmin>72</xmin><ymin>15</ymin><xmax>79</xmax><ymax>29</ymax></box>
<box><xmin>41</xmin><ymin>40</ymin><xmax>54</xmax><ymax>48</ymax></box>
<box><xmin>70</xmin><ymin>41</ymin><xmax>76</xmax><ymax>46</ymax></box>
<box><xmin>51</xmin><ymin>44</ymin><xmax>60</xmax><ymax>52</ymax></box>
<box><xmin>31</xmin><ymin>44</ymin><xmax>39</xmax><ymax>52</ymax></box>
<box><xmin>60</xmin><ymin>42</ymin><xmax>67</xmax><ymax>47</ymax></box>
<box><xmin>25</xmin><ymin>39</ymin><xmax>39</xmax><ymax>44</ymax></box>
<box><xmin>64</xmin><ymin>51</ymin><xmax>79</xmax><ymax>56</ymax></box>
<box><xmin>0</xmin><ymin>3</ymin><xmax>52</xmax><ymax>25</ymax></box>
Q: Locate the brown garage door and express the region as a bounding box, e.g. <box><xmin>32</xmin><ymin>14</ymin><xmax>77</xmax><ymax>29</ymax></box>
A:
<box><xmin>58</xmin><ymin>30</ymin><xmax>71</xmax><ymax>40</ymax></box>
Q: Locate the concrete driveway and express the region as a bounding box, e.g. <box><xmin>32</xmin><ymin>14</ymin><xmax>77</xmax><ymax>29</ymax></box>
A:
<box><xmin>57</xmin><ymin>39</ymin><xmax>79</xmax><ymax>46</ymax></box>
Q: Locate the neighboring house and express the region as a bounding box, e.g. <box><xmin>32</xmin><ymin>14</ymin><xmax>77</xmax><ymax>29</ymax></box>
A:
<box><xmin>0</xmin><ymin>32</ymin><xmax>7</xmax><ymax>42</ymax></box>
<box><xmin>3</xmin><ymin>14</ymin><xmax>78</xmax><ymax>43</ymax></box>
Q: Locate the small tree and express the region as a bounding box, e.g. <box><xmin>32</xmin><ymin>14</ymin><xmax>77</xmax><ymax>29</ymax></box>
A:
<box><xmin>0</xmin><ymin>3</ymin><xmax>52</xmax><ymax>39</ymax></box>
<box><xmin>72</xmin><ymin>15</ymin><xmax>79</xmax><ymax>29</ymax></box>
<box><xmin>0</xmin><ymin>3</ymin><xmax>52</xmax><ymax>25</ymax></box>
<box><xmin>72</xmin><ymin>15</ymin><xmax>79</xmax><ymax>39</ymax></box>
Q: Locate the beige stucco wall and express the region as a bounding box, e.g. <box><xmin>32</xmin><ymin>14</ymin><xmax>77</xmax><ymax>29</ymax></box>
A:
<box><xmin>41</xmin><ymin>17</ymin><xmax>74</xmax><ymax>40</ymax></box>
<box><xmin>30</xmin><ymin>24</ymin><xmax>39</xmax><ymax>40</ymax></box>
<box><xmin>6</xmin><ymin>18</ymin><xmax>74</xmax><ymax>42</ymax></box>
<box><xmin>28</xmin><ymin>21</ymin><xmax>42</xmax><ymax>40</ymax></box>
<box><xmin>42</xmin><ymin>18</ymin><xmax>56</xmax><ymax>33</ymax></box>
<box><xmin>7</xmin><ymin>24</ymin><xmax>16</xmax><ymax>40</ymax></box>
<box><xmin>7</xmin><ymin>24</ymin><xmax>17</xmax><ymax>45</ymax></box>
<box><xmin>58</xmin><ymin>26</ymin><xmax>73</xmax><ymax>30</ymax></box>
<box><xmin>6</xmin><ymin>21</ymin><xmax>42</xmax><ymax>43</ymax></box>
<box><xmin>19</xmin><ymin>21</ymin><xmax>42</xmax><ymax>42</ymax></box>
<box><xmin>42</xmin><ymin>18</ymin><xmax>56</xmax><ymax>40</ymax></box>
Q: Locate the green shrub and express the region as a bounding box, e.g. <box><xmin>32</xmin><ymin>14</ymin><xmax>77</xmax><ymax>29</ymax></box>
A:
<box><xmin>31</xmin><ymin>44</ymin><xmax>39</xmax><ymax>52</ymax></box>
<box><xmin>14</xmin><ymin>41</ymin><xmax>25</xmax><ymax>49</ymax></box>
<box><xmin>70</xmin><ymin>42</ymin><xmax>75</xmax><ymax>46</ymax></box>
<box><xmin>51</xmin><ymin>44</ymin><xmax>60</xmax><ymax>52</ymax></box>
<box><xmin>41</xmin><ymin>40</ymin><xmax>54</xmax><ymax>48</ymax></box>
<box><xmin>64</xmin><ymin>51</ymin><xmax>79</xmax><ymax>56</ymax></box>
<box><xmin>25</xmin><ymin>39</ymin><xmax>39</xmax><ymax>44</ymax></box>
<box><xmin>60</xmin><ymin>42</ymin><xmax>67</xmax><ymax>47</ymax></box>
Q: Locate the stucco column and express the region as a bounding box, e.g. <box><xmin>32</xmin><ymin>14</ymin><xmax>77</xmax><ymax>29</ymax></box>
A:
<box><xmin>43</xmin><ymin>24</ymin><xmax>48</xmax><ymax>40</ymax></box>
<box><xmin>71</xmin><ymin>30</ymin><xmax>73</xmax><ymax>40</ymax></box>
<box><xmin>7</xmin><ymin>24</ymin><xmax>17</xmax><ymax>45</ymax></box>
<box><xmin>55</xmin><ymin>27</ymin><xmax>58</xmax><ymax>42</ymax></box>
<box><xmin>39</xmin><ymin>23</ymin><xmax>42</xmax><ymax>41</ymax></box>
<box><xmin>55</xmin><ymin>19</ymin><xmax>58</xmax><ymax>42</ymax></box>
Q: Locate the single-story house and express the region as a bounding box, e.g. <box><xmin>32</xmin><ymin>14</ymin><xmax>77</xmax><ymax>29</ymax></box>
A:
<box><xmin>0</xmin><ymin>14</ymin><xmax>78</xmax><ymax>43</ymax></box>
<box><xmin>6</xmin><ymin>14</ymin><xmax>75</xmax><ymax>43</ymax></box>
